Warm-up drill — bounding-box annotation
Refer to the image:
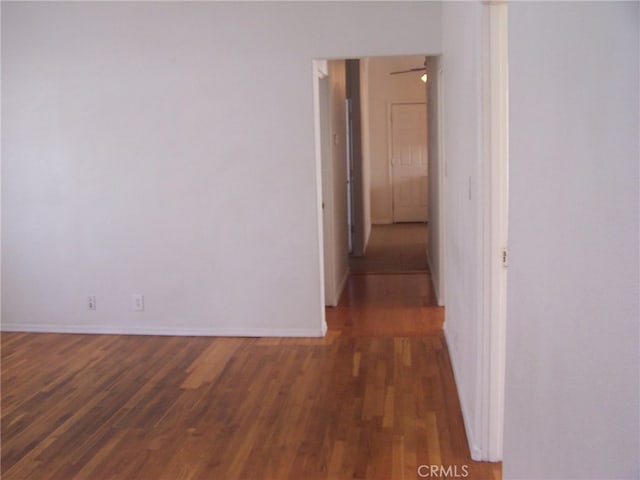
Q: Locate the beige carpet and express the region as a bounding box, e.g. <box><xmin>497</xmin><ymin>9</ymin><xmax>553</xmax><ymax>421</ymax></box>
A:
<box><xmin>349</xmin><ymin>223</ymin><xmax>429</xmax><ymax>274</ymax></box>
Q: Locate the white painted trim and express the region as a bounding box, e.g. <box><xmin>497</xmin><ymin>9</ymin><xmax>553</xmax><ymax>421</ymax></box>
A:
<box><xmin>0</xmin><ymin>324</ymin><xmax>327</xmax><ymax>338</ymax></box>
<box><xmin>320</xmin><ymin>319</ymin><xmax>328</xmax><ymax>337</ymax></box>
<box><xmin>316</xmin><ymin>60</ymin><xmax>329</xmax><ymax>78</ymax></box>
<box><xmin>477</xmin><ymin>0</ymin><xmax>509</xmax><ymax>462</ymax></box>
<box><xmin>436</xmin><ymin>64</ymin><xmax>446</xmax><ymax>307</ymax></box>
<box><xmin>313</xmin><ymin>60</ymin><xmax>329</xmax><ymax>331</ymax></box>
<box><xmin>387</xmin><ymin>101</ymin><xmax>394</xmax><ymax>221</ymax></box>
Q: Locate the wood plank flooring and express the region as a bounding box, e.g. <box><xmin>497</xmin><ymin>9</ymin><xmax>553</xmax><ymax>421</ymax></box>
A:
<box><xmin>326</xmin><ymin>273</ymin><xmax>444</xmax><ymax>337</ymax></box>
<box><xmin>349</xmin><ymin>224</ymin><xmax>429</xmax><ymax>274</ymax></box>
<box><xmin>1</xmin><ymin>274</ymin><xmax>501</xmax><ymax>480</ymax></box>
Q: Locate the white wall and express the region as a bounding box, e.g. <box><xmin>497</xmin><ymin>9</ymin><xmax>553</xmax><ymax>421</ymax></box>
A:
<box><xmin>1</xmin><ymin>2</ymin><xmax>442</xmax><ymax>335</ymax></box>
<box><xmin>367</xmin><ymin>55</ymin><xmax>428</xmax><ymax>224</ymax></box>
<box><xmin>504</xmin><ymin>2</ymin><xmax>639</xmax><ymax>478</ymax></box>
<box><xmin>426</xmin><ymin>55</ymin><xmax>443</xmax><ymax>306</ymax></box>
<box><xmin>440</xmin><ymin>1</ymin><xmax>485</xmax><ymax>459</ymax></box>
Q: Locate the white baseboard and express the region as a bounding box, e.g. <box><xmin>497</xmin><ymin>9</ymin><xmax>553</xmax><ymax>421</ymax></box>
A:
<box><xmin>443</xmin><ymin>326</ymin><xmax>482</xmax><ymax>461</ymax></box>
<box><xmin>0</xmin><ymin>323</ymin><xmax>326</xmax><ymax>338</ymax></box>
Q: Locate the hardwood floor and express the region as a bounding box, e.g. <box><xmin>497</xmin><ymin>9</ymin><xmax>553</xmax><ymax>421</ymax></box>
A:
<box><xmin>349</xmin><ymin>224</ymin><xmax>429</xmax><ymax>274</ymax></box>
<box><xmin>326</xmin><ymin>273</ymin><xmax>444</xmax><ymax>337</ymax></box>
<box><xmin>1</xmin><ymin>274</ymin><xmax>501</xmax><ymax>480</ymax></box>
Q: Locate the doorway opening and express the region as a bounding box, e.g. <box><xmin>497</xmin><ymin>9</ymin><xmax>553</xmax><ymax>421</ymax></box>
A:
<box><xmin>352</xmin><ymin>56</ymin><xmax>431</xmax><ymax>282</ymax></box>
<box><xmin>315</xmin><ymin>54</ymin><xmax>439</xmax><ymax>334</ymax></box>
<box><xmin>312</xmin><ymin>3</ymin><xmax>509</xmax><ymax>458</ymax></box>
<box><xmin>318</xmin><ymin>55</ymin><xmax>435</xmax><ymax>285</ymax></box>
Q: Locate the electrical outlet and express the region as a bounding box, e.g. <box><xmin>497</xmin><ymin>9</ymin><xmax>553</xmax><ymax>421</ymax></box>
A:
<box><xmin>88</xmin><ymin>295</ymin><xmax>97</xmax><ymax>311</ymax></box>
<box><xmin>132</xmin><ymin>294</ymin><xmax>144</xmax><ymax>312</ymax></box>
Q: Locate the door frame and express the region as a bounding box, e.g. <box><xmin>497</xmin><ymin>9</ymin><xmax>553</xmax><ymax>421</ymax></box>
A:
<box><xmin>476</xmin><ymin>0</ymin><xmax>509</xmax><ymax>461</ymax></box>
<box><xmin>437</xmin><ymin>63</ymin><xmax>446</xmax><ymax>306</ymax></box>
<box><xmin>312</xmin><ymin>60</ymin><xmax>332</xmax><ymax>320</ymax></box>
<box><xmin>311</xmin><ymin>8</ymin><xmax>510</xmax><ymax>454</ymax></box>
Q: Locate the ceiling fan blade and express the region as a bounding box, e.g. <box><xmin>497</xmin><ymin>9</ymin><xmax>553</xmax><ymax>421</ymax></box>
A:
<box><xmin>389</xmin><ymin>67</ymin><xmax>426</xmax><ymax>75</ymax></box>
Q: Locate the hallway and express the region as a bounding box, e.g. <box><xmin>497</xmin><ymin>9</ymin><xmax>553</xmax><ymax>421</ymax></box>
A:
<box><xmin>333</xmin><ymin>222</ymin><xmax>437</xmax><ymax>336</ymax></box>
<box><xmin>349</xmin><ymin>223</ymin><xmax>429</xmax><ymax>274</ymax></box>
<box><xmin>326</xmin><ymin>273</ymin><xmax>442</xmax><ymax>337</ymax></box>
<box><xmin>322</xmin><ymin>223</ymin><xmax>501</xmax><ymax>478</ymax></box>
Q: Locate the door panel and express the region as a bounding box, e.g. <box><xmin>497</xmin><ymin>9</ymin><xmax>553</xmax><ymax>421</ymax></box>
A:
<box><xmin>390</xmin><ymin>103</ymin><xmax>428</xmax><ymax>222</ymax></box>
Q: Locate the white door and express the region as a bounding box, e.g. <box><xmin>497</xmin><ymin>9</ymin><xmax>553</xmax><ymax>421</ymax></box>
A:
<box><xmin>390</xmin><ymin>103</ymin><xmax>428</xmax><ymax>223</ymax></box>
